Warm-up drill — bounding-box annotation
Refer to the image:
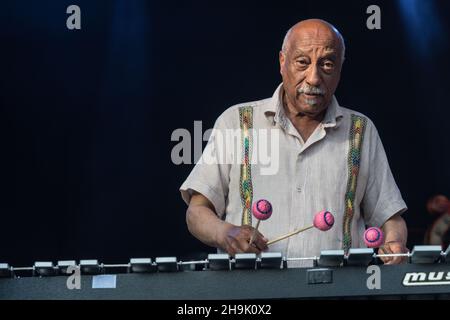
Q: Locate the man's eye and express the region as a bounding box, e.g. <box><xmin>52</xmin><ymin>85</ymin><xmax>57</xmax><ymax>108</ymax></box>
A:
<box><xmin>296</xmin><ymin>60</ymin><xmax>308</xmax><ymax>66</ymax></box>
<box><xmin>323</xmin><ymin>61</ymin><xmax>335</xmax><ymax>69</ymax></box>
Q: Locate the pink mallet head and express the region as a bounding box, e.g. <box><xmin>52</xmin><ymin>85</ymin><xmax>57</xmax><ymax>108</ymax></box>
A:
<box><xmin>364</xmin><ymin>227</ymin><xmax>384</xmax><ymax>248</ymax></box>
<box><xmin>252</xmin><ymin>199</ymin><xmax>273</xmax><ymax>220</ymax></box>
<box><xmin>313</xmin><ymin>210</ymin><xmax>334</xmax><ymax>231</ymax></box>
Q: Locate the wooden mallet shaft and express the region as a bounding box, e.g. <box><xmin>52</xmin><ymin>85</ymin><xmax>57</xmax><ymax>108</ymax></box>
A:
<box><xmin>267</xmin><ymin>225</ymin><xmax>314</xmax><ymax>245</ymax></box>
<box><xmin>248</xmin><ymin>220</ymin><xmax>261</xmax><ymax>245</ymax></box>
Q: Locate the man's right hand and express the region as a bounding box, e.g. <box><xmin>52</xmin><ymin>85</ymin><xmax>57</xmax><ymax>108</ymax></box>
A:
<box><xmin>217</xmin><ymin>223</ymin><xmax>268</xmax><ymax>256</ymax></box>
<box><xmin>187</xmin><ymin>191</ymin><xmax>268</xmax><ymax>256</ymax></box>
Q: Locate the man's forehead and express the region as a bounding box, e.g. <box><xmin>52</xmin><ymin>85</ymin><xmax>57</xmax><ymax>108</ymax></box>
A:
<box><xmin>285</xmin><ymin>22</ymin><xmax>343</xmax><ymax>53</ymax></box>
<box><xmin>291</xmin><ymin>20</ymin><xmax>340</xmax><ymax>41</ymax></box>
<box><xmin>290</xmin><ymin>40</ymin><xmax>339</xmax><ymax>54</ymax></box>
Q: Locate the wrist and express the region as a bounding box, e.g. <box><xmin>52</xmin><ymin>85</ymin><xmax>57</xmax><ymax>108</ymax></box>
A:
<box><xmin>382</xmin><ymin>240</ymin><xmax>408</xmax><ymax>253</ymax></box>
<box><xmin>214</xmin><ymin>221</ymin><xmax>233</xmax><ymax>249</ymax></box>
<box><xmin>384</xmin><ymin>239</ymin><xmax>406</xmax><ymax>246</ymax></box>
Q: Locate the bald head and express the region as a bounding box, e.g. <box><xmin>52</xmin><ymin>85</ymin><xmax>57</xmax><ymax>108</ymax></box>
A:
<box><xmin>282</xmin><ymin>19</ymin><xmax>345</xmax><ymax>62</ymax></box>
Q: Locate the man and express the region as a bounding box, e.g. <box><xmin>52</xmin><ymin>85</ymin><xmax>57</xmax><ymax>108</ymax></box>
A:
<box><xmin>180</xmin><ymin>19</ymin><xmax>408</xmax><ymax>265</ymax></box>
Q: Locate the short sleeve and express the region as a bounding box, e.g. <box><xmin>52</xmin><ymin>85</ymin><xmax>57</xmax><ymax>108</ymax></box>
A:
<box><xmin>179</xmin><ymin>115</ymin><xmax>231</xmax><ymax>217</ymax></box>
<box><xmin>361</xmin><ymin>121</ymin><xmax>407</xmax><ymax>227</ymax></box>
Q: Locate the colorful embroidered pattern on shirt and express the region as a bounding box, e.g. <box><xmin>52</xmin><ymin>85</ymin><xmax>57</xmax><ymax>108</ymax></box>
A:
<box><xmin>342</xmin><ymin>114</ymin><xmax>367</xmax><ymax>252</ymax></box>
<box><xmin>239</xmin><ymin>106</ymin><xmax>254</xmax><ymax>226</ymax></box>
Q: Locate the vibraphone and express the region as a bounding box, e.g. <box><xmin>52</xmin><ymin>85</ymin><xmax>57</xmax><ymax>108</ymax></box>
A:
<box><xmin>1</xmin><ymin>245</ymin><xmax>450</xmax><ymax>299</ymax></box>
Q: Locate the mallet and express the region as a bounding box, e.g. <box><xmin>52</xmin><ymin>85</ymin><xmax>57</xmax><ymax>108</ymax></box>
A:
<box><xmin>267</xmin><ymin>210</ymin><xmax>334</xmax><ymax>245</ymax></box>
<box><xmin>249</xmin><ymin>199</ymin><xmax>273</xmax><ymax>245</ymax></box>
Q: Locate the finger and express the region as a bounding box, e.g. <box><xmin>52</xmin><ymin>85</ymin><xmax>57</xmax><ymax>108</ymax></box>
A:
<box><xmin>390</xmin><ymin>245</ymin><xmax>409</xmax><ymax>264</ymax></box>
<box><xmin>256</xmin><ymin>230</ymin><xmax>269</xmax><ymax>243</ymax></box>
<box><xmin>240</xmin><ymin>226</ymin><xmax>256</xmax><ymax>241</ymax></box>
<box><xmin>244</xmin><ymin>225</ymin><xmax>265</xmax><ymax>239</ymax></box>
<box><xmin>227</xmin><ymin>247</ymin><xmax>236</xmax><ymax>257</ymax></box>
<box><xmin>236</xmin><ymin>226</ymin><xmax>264</xmax><ymax>253</ymax></box>
<box><xmin>390</xmin><ymin>256</ymin><xmax>402</xmax><ymax>265</ymax></box>
<box><xmin>248</xmin><ymin>230</ymin><xmax>258</xmax><ymax>244</ymax></box>
<box><xmin>243</xmin><ymin>240</ymin><xmax>261</xmax><ymax>254</ymax></box>
<box><xmin>227</xmin><ymin>239</ymin><xmax>242</xmax><ymax>256</ymax></box>
<box><xmin>241</xmin><ymin>225</ymin><xmax>255</xmax><ymax>235</ymax></box>
<box><xmin>378</xmin><ymin>246</ymin><xmax>393</xmax><ymax>264</ymax></box>
<box><xmin>384</xmin><ymin>255</ymin><xmax>393</xmax><ymax>264</ymax></box>
<box><xmin>253</xmin><ymin>234</ymin><xmax>268</xmax><ymax>251</ymax></box>
<box><xmin>233</xmin><ymin>234</ymin><xmax>260</xmax><ymax>254</ymax></box>
<box><xmin>224</xmin><ymin>244</ymin><xmax>236</xmax><ymax>257</ymax></box>
<box><xmin>248</xmin><ymin>245</ymin><xmax>261</xmax><ymax>254</ymax></box>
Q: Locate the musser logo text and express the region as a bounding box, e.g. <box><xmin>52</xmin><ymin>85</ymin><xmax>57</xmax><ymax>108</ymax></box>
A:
<box><xmin>403</xmin><ymin>271</ymin><xmax>450</xmax><ymax>286</ymax></box>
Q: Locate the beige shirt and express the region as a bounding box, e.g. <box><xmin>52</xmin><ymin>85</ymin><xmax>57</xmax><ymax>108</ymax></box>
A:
<box><xmin>180</xmin><ymin>84</ymin><xmax>407</xmax><ymax>264</ymax></box>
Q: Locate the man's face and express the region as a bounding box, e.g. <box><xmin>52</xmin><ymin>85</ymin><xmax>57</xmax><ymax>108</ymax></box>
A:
<box><xmin>279</xmin><ymin>29</ymin><xmax>343</xmax><ymax>117</ymax></box>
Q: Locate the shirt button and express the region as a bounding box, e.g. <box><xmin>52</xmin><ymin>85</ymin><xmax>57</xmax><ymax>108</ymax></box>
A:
<box><xmin>296</xmin><ymin>186</ymin><xmax>302</xmax><ymax>192</ymax></box>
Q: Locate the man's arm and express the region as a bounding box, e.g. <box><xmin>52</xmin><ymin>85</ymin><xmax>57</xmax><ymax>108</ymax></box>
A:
<box><xmin>186</xmin><ymin>192</ymin><xmax>268</xmax><ymax>256</ymax></box>
<box><xmin>379</xmin><ymin>213</ymin><xmax>408</xmax><ymax>264</ymax></box>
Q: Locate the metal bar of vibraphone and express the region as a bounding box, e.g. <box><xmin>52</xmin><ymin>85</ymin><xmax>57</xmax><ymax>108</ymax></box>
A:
<box><xmin>374</xmin><ymin>253</ymin><xmax>411</xmax><ymax>258</ymax></box>
<box><xmin>178</xmin><ymin>260</ymin><xmax>208</xmax><ymax>265</ymax></box>
<box><xmin>286</xmin><ymin>257</ymin><xmax>318</xmax><ymax>261</ymax></box>
<box><xmin>178</xmin><ymin>257</ymin><xmax>316</xmax><ymax>268</ymax></box>
<box><xmin>11</xmin><ymin>267</ymin><xmax>34</xmax><ymax>271</ymax></box>
<box><xmin>102</xmin><ymin>264</ymin><xmax>130</xmax><ymax>268</ymax></box>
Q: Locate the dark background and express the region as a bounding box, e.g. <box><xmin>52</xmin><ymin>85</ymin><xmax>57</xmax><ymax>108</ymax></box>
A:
<box><xmin>0</xmin><ymin>0</ymin><xmax>449</xmax><ymax>266</ymax></box>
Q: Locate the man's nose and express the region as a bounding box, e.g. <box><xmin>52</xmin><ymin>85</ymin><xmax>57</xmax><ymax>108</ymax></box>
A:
<box><xmin>305</xmin><ymin>64</ymin><xmax>321</xmax><ymax>87</ymax></box>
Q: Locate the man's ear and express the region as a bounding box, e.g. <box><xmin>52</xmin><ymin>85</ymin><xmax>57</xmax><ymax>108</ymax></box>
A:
<box><xmin>279</xmin><ymin>51</ymin><xmax>285</xmax><ymax>76</ymax></box>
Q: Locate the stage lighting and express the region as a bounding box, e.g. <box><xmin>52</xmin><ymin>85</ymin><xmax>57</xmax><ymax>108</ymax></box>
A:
<box><xmin>155</xmin><ymin>257</ymin><xmax>178</xmax><ymax>272</ymax></box>
<box><xmin>207</xmin><ymin>254</ymin><xmax>230</xmax><ymax>271</ymax></box>
<box><xmin>410</xmin><ymin>245</ymin><xmax>442</xmax><ymax>264</ymax></box>
<box><xmin>346</xmin><ymin>248</ymin><xmax>374</xmax><ymax>266</ymax></box>
<box><xmin>33</xmin><ymin>262</ymin><xmax>56</xmax><ymax>276</ymax></box>
<box><xmin>259</xmin><ymin>252</ymin><xmax>283</xmax><ymax>269</ymax></box>
<box><xmin>318</xmin><ymin>250</ymin><xmax>345</xmax><ymax>267</ymax></box>
<box><xmin>234</xmin><ymin>253</ymin><xmax>257</xmax><ymax>269</ymax></box>
<box><xmin>80</xmin><ymin>259</ymin><xmax>102</xmax><ymax>275</ymax></box>
<box><xmin>129</xmin><ymin>258</ymin><xmax>155</xmax><ymax>273</ymax></box>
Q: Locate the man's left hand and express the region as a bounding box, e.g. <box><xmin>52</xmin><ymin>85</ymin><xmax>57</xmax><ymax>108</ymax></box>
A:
<box><xmin>378</xmin><ymin>241</ymin><xmax>408</xmax><ymax>265</ymax></box>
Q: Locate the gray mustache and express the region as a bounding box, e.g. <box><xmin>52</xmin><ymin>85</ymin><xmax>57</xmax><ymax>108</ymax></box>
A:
<box><xmin>297</xmin><ymin>85</ymin><xmax>325</xmax><ymax>96</ymax></box>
